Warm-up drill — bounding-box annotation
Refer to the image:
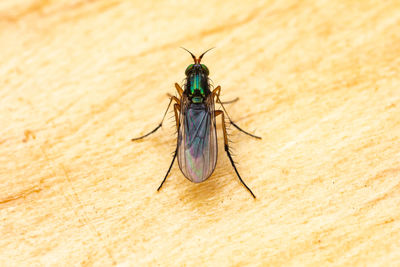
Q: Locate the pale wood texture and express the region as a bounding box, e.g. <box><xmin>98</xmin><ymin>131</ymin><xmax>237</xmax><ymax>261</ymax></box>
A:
<box><xmin>1</xmin><ymin>1</ymin><xmax>400</xmax><ymax>266</ymax></box>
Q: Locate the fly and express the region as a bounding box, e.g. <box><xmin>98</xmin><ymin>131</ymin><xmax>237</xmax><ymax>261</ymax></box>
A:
<box><xmin>131</xmin><ymin>48</ymin><xmax>261</xmax><ymax>198</ymax></box>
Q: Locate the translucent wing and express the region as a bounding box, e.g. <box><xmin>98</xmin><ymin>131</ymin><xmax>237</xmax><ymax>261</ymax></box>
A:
<box><xmin>177</xmin><ymin>94</ymin><xmax>218</xmax><ymax>183</ymax></box>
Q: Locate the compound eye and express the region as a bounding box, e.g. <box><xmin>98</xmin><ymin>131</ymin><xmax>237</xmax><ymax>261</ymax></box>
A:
<box><xmin>201</xmin><ymin>64</ymin><xmax>209</xmax><ymax>75</ymax></box>
<box><xmin>185</xmin><ymin>64</ymin><xmax>194</xmax><ymax>75</ymax></box>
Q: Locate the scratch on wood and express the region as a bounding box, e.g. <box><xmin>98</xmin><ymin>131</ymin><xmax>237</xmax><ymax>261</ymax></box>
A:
<box><xmin>358</xmin><ymin>168</ymin><xmax>400</xmax><ymax>213</ymax></box>
<box><xmin>41</xmin><ymin>147</ymin><xmax>117</xmax><ymax>265</ymax></box>
<box><xmin>59</xmin><ymin>164</ymin><xmax>117</xmax><ymax>265</ymax></box>
<box><xmin>364</xmin><ymin>167</ymin><xmax>400</xmax><ymax>187</ymax></box>
<box><xmin>0</xmin><ymin>186</ymin><xmax>42</xmax><ymax>205</ymax></box>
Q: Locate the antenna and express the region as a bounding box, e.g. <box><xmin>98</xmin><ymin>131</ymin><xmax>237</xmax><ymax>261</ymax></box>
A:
<box><xmin>198</xmin><ymin>47</ymin><xmax>215</xmax><ymax>63</ymax></box>
<box><xmin>180</xmin><ymin>47</ymin><xmax>197</xmax><ymax>63</ymax></box>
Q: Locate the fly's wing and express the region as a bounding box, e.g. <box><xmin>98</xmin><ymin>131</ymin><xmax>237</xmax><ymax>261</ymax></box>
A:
<box><xmin>177</xmin><ymin>94</ymin><xmax>218</xmax><ymax>183</ymax></box>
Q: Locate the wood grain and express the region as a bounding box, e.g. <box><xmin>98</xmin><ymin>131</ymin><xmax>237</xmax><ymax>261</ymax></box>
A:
<box><xmin>1</xmin><ymin>0</ymin><xmax>399</xmax><ymax>266</ymax></box>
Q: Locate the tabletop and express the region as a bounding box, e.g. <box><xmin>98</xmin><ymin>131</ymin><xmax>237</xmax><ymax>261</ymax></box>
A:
<box><xmin>1</xmin><ymin>1</ymin><xmax>399</xmax><ymax>266</ymax></box>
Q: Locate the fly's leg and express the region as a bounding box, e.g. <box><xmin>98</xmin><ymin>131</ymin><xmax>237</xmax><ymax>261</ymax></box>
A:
<box><xmin>211</xmin><ymin>86</ymin><xmax>221</xmax><ymax>99</ymax></box>
<box><xmin>157</xmin><ymin>150</ymin><xmax>177</xmax><ymax>191</ymax></box>
<box><xmin>215</xmin><ymin>110</ymin><xmax>256</xmax><ymax>199</ymax></box>
<box><xmin>211</xmin><ymin>85</ymin><xmax>239</xmax><ymax>104</ymax></box>
<box><xmin>212</xmin><ymin>86</ymin><xmax>261</xmax><ymax>140</ymax></box>
<box><xmin>167</xmin><ymin>83</ymin><xmax>184</xmax><ymax>99</ymax></box>
<box><xmin>173</xmin><ymin>103</ymin><xmax>180</xmax><ymax>130</ymax></box>
<box><xmin>157</xmin><ymin>103</ymin><xmax>181</xmax><ymax>191</ymax></box>
<box><xmin>174</xmin><ymin>83</ymin><xmax>183</xmax><ymax>98</ymax></box>
<box><xmin>220</xmin><ymin>97</ymin><xmax>239</xmax><ymax>105</ymax></box>
<box><xmin>131</xmin><ymin>95</ymin><xmax>180</xmax><ymax>141</ymax></box>
<box><xmin>226</xmin><ymin>120</ymin><xmax>261</xmax><ymax>139</ymax></box>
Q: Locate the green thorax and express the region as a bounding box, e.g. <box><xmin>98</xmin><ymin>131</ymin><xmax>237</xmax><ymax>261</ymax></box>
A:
<box><xmin>185</xmin><ymin>64</ymin><xmax>209</xmax><ymax>103</ymax></box>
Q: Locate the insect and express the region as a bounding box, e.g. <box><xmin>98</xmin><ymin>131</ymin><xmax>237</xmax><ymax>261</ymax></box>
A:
<box><xmin>131</xmin><ymin>48</ymin><xmax>261</xmax><ymax>198</ymax></box>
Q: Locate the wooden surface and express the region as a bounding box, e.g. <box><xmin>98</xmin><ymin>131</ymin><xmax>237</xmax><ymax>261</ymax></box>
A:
<box><xmin>1</xmin><ymin>0</ymin><xmax>400</xmax><ymax>266</ymax></box>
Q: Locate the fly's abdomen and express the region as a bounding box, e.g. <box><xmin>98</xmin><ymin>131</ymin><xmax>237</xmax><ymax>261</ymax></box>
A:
<box><xmin>177</xmin><ymin>104</ymin><xmax>217</xmax><ymax>183</ymax></box>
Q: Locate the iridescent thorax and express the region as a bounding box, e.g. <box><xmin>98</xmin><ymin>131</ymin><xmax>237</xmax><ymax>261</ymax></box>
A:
<box><xmin>184</xmin><ymin>64</ymin><xmax>210</xmax><ymax>103</ymax></box>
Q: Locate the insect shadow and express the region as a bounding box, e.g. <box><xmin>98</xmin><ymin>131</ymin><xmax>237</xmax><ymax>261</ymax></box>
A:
<box><xmin>131</xmin><ymin>48</ymin><xmax>261</xmax><ymax>198</ymax></box>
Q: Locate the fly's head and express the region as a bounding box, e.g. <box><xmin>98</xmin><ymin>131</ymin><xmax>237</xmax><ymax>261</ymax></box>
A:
<box><xmin>181</xmin><ymin>47</ymin><xmax>214</xmax><ymax>104</ymax></box>
<box><xmin>185</xmin><ymin>63</ymin><xmax>209</xmax><ymax>76</ymax></box>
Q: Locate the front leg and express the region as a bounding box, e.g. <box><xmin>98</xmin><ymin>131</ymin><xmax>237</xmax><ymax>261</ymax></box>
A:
<box><xmin>131</xmin><ymin>95</ymin><xmax>180</xmax><ymax>141</ymax></box>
